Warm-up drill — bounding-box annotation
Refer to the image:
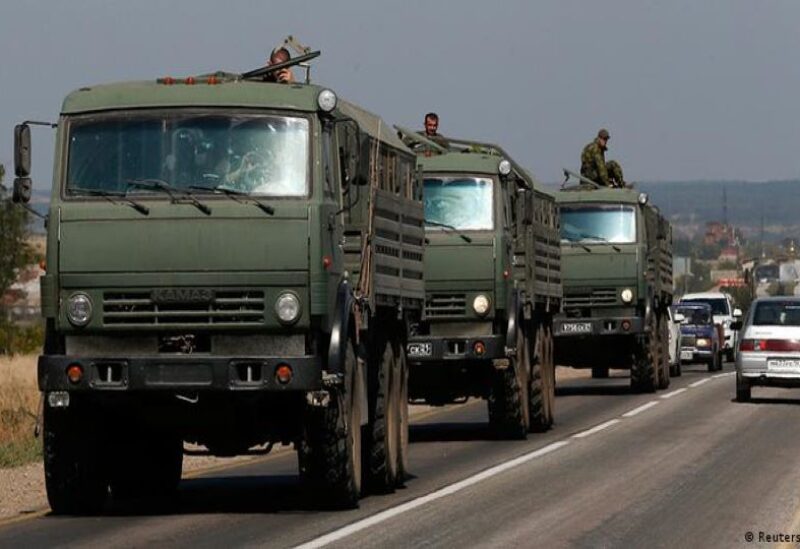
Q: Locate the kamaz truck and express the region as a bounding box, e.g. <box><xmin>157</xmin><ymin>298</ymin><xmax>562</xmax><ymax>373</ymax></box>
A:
<box><xmin>396</xmin><ymin>132</ymin><xmax>562</xmax><ymax>438</ymax></box>
<box><xmin>12</xmin><ymin>51</ymin><xmax>424</xmax><ymax>512</ymax></box>
<box><xmin>553</xmin><ymin>171</ymin><xmax>673</xmax><ymax>392</ymax></box>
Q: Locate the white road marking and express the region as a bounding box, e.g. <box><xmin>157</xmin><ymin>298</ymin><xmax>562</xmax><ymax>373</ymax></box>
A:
<box><xmin>294</xmin><ymin>440</ymin><xmax>571</xmax><ymax>549</ymax></box>
<box><xmin>712</xmin><ymin>372</ymin><xmax>735</xmax><ymax>379</ymax></box>
<box><xmin>621</xmin><ymin>400</ymin><xmax>660</xmax><ymax>418</ymax></box>
<box><xmin>660</xmin><ymin>388</ymin><xmax>688</xmax><ymax>399</ymax></box>
<box><xmin>572</xmin><ymin>419</ymin><xmax>621</xmax><ymax>439</ymax></box>
<box><xmin>689</xmin><ymin>378</ymin><xmax>712</xmax><ymax>388</ymax></box>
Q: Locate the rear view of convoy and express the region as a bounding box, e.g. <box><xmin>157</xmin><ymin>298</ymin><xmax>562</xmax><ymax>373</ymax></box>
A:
<box><xmin>12</xmin><ymin>48</ymin><xmax>679</xmax><ymax>515</ymax></box>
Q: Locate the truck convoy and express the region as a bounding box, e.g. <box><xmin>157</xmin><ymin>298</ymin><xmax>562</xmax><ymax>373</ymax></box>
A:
<box><xmin>12</xmin><ymin>53</ymin><xmax>425</xmax><ymax>512</ymax></box>
<box><xmin>397</xmin><ymin>132</ymin><xmax>562</xmax><ymax>438</ymax></box>
<box><xmin>553</xmin><ymin>171</ymin><xmax>674</xmax><ymax>392</ymax></box>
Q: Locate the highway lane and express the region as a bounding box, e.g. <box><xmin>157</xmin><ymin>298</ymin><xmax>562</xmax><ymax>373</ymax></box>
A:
<box><xmin>3</xmin><ymin>363</ymin><xmax>799</xmax><ymax>548</ymax></box>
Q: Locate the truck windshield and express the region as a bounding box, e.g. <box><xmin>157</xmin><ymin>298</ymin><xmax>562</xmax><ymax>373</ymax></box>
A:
<box><xmin>424</xmin><ymin>177</ymin><xmax>493</xmax><ymax>231</ymax></box>
<box><xmin>560</xmin><ymin>204</ymin><xmax>636</xmax><ymax>244</ymax></box>
<box><xmin>66</xmin><ymin>113</ymin><xmax>309</xmax><ymax>197</ymax></box>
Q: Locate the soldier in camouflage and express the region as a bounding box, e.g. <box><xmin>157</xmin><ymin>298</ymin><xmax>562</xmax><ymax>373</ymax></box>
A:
<box><xmin>606</xmin><ymin>159</ymin><xmax>626</xmax><ymax>187</ymax></box>
<box><xmin>580</xmin><ymin>128</ymin><xmax>611</xmax><ymax>187</ymax></box>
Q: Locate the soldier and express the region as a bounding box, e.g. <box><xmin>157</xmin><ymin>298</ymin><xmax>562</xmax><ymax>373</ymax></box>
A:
<box><xmin>264</xmin><ymin>46</ymin><xmax>296</xmax><ymax>84</ymax></box>
<box><xmin>606</xmin><ymin>159</ymin><xmax>626</xmax><ymax>187</ymax></box>
<box><xmin>421</xmin><ymin>112</ymin><xmax>449</xmax><ymax>149</ymax></box>
<box><xmin>580</xmin><ymin>128</ymin><xmax>611</xmax><ymax>187</ymax></box>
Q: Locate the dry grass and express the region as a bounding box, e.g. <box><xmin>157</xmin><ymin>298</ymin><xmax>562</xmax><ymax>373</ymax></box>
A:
<box><xmin>0</xmin><ymin>354</ymin><xmax>41</xmax><ymax>467</ymax></box>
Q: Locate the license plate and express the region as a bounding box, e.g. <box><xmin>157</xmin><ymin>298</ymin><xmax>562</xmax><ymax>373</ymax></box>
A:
<box><xmin>407</xmin><ymin>343</ymin><xmax>432</xmax><ymax>358</ymax></box>
<box><xmin>561</xmin><ymin>322</ymin><xmax>592</xmax><ymax>334</ymax></box>
<box><xmin>767</xmin><ymin>358</ymin><xmax>800</xmax><ymax>371</ymax></box>
<box><xmin>680</xmin><ymin>350</ymin><xmax>693</xmax><ymax>361</ymax></box>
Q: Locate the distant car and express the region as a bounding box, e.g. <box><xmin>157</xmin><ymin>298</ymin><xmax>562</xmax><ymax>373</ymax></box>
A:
<box><xmin>668</xmin><ymin>306</ymin><xmax>684</xmax><ymax>376</ymax></box>
<box><xmin>736</xmin><ymin>297</ymin><xmax>800</xmax><ymax>402</ymax></box>
<box><xmin>675</xmin><ymin>303</ymin><xmax>722</xmax><ymax>372</ymax></box>
<box><xmin>680</xmin><ymin>292</ymin><xmax>743</xmax><ymax>362</ymax></box>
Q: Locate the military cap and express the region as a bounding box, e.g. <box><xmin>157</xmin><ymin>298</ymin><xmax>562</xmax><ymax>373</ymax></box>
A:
<box><xmin>598</xmin><ymin>128</ymin><xmax>610</xmax><ymax>139</ymax></box>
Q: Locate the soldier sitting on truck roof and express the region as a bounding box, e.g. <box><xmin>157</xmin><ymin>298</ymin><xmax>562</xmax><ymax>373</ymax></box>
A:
<box><xmin>606</xmin><ymin>159</ymin><xmax>626</xmax><ymax>188</ymax></box>
<box><xmin>580</xmin><ymin>128</ymin><xmax>611</xmax><ymax>187</ymax></box>
<box><xmin>263</xmin><ymin>46</ymin><xmax>296</xmax><ymax>84</ymax></box>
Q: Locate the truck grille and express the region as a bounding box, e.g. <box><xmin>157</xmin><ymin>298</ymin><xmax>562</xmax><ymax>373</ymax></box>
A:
<box><xmin>564</xmin><ymin>288</ymin><xmax>618</xmax><ymax>309</ymax></box>
<box><xmin>425</xmin><ymin>293</ymin><xmax>467</xmax><ymax>318</ymax></box>
<box><xmin>103</xmin><ymin>290</ymin><xmax>265</xmax><ymax>327</ymax></box>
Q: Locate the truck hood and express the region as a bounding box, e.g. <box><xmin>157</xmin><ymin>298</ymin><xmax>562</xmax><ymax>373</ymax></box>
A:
<box><xmin>58</xmin><ymin>203</ymin><xmax>309</xmax><ymax>273</ymax></box>
<box><xmin>423</xmin><ymin>234</ymin><xmax>494</xmax><ymax>282</ymax></box>
<box><xmin>561</xmin><ymin>245</ymin><xmax>638</xmax><ymax>285</ymax></box>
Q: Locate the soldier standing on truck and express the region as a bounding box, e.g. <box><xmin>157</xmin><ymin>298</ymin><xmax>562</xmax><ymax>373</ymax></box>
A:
<box><xmin>421</xmin><ymin>112</ymin><xmax>449</xmax><ymax>148</ymax></box>
<box><xmin>580</xmin><ymin>128</ymin><xmax>611</xmax><ymax>187</ymax></box>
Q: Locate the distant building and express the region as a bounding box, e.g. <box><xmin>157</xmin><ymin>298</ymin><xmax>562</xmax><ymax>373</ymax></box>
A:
<box><xmin>704</xmin><ymin>221</ymin><xmax>734</xmax><ymax>246</ymax></box>
<box><xmin>718</xmin><ymin>246</ymin><xmax>738</xmax><ymax>264</ymax></box>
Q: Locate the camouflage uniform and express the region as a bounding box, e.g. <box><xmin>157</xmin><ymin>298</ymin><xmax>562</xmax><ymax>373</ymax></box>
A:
<box><xmin>606</xmin><ymin>160</ymin><xmax>625</xmax><ymax>187</ymax></box>
<box><xmin>580</xmin><ymin>139</ymin><xmax>609</xmax><ymax>187</ymax></box>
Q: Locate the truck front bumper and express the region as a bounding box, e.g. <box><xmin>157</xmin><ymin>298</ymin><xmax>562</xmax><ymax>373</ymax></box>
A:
<box><xmin>406</xmin><ymin>334</ymin><xmax>505</xmax><ymax>363</ymax></box>
<box><xmin>553</xmin><ymin>316</ymin><xmax>644</xmax><ymax>338</ymax></box>
<box><xmin>38</xmin><ymin>354</ymin><xmax>322</xmax><ymax>392</ymax></box>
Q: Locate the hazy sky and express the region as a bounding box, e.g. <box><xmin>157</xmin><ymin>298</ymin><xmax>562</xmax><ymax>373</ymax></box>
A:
<box><xmin>1</xmin><ymin>0</ymin><xmax>799</xmax><ymax>189</ymax></box>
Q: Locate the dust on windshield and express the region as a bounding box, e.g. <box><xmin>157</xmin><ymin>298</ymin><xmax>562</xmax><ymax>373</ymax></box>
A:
<box><xmin>423</xmin><ymin>177</ymin><xmax>494</xmax><ymax>231</ymax></box>
<box><xmin>560</xmin><ymin>204</ymin><xmax>636</xmax><ymax>244</ymax></box>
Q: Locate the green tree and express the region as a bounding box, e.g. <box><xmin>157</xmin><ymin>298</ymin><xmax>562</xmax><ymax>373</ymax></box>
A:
<box><xmin>0</xmin><ymin>164</ymin><xmax>33</xmax><ymax>300</ymax></box>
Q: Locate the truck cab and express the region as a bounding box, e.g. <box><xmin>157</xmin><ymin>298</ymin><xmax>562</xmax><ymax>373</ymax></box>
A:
<box><xmin>553</xmin><ymin>177</ymin><xmax>673</xmax><ymax>392</ymax></box>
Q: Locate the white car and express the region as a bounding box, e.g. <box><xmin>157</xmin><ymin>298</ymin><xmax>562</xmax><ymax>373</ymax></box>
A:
<box><xmin>736</xmin><ymin>297</ymin><xmax>800</xmax><ymax>401</ymax></box>
<box><xmin>667</xmin><ymin>306</ymin><xmax>684</xmax><ymax>376</ymax></box>
<box><xmin>679</xmin><ymin>292</ymin><xmax>743</xmax><ymax>361</ymax></box>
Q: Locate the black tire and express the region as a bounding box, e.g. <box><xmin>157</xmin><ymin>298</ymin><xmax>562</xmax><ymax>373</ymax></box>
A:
<box><xmin>736</xmin><ymin>376</ymin><xmax>751</xmax><ymax>402</ymax></box>
<box><xmin>44</xmin><ymin>400</ymin><xmax>109</xmax><ymax>515</ymax></box>
<box><xmin>657</xmin><ymin>314</ymin><xmax>671</xmax><ymax>390</ymax></box>
<box><xmin>529</xmin><ymin>322</ymin><xmax>555</xmax><ymax>432</ymax></box>
<box><xmin>302</xmin><ymin>338</ymin><xmax>363</xmax><ymax>509</ymax></box>
<box><xmin>488</xmin><ymin>326</ymin><xmax>529</xmax><ymax>439</ymax></box>
<box><xmin>365</xmin><ymin>338</ymin><xmax>399</xmax><ymax>493</ymax></box>
<box><xmin>670</xmin><ymin>356</ymin><xmax>683</xmax><ymax>378</ymax></box>
<box><xmin>631</xmin><ymin>317</ymin><xmax>658</xmax><ymax>393</ymax></box>
<box><xmin>725</xmin><ymin>348</ymin><xmax>735</xmax><ymax>363</ymax></box>
<box><xmin>109</xmin><ymin>428</ymin><xmax>183</xmax><ymax>503</ymax></box>
<box><xmin>395</xmin><ymin>343</ymin><xmax>410</xmax><ymax>486</ymax></box>
<box><xmin>591</xmin><ymin>366</ymin><xmax>609</xmax><ymax>379</ymax></box>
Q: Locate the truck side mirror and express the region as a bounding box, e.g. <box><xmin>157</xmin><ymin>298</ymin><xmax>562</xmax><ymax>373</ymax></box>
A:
<box><xmin>12</xmin><ymin>177</ymin><xmax>32</xmax><ymax>204</ymax></box>
<box><xmin>14</xmin><ymin>124</ymin><xmax>32</xmax><ymax>178</ymax></box>
<box><xmin>733</xmin><ymin>308</ymin><xmax>743</xmax><ymax>318</ymax></box>
<box><xmin>673</xmin><ymin>312</ymin><xmax>685</xmax><ymax>323</ymax></box>
<box><xmin>730</xmin><ymin>320</ymin><xmax>743</xmax><ymax>331</ymax></box>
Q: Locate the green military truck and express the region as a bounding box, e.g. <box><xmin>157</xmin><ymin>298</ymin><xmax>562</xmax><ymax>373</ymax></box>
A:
<box><xmin>12</xmin><ymin>53</ymin><xmax>424</xmax><ymax>512</ymax></box>
<box><xmin>396</xmin><ymin>132</ymin><xmax>562</xmax><ymax>438</ymax></box>
<box><xmin>553</xmin><ymin>171</ymin><xmax>673</xmax><ymax>392</ymax></box>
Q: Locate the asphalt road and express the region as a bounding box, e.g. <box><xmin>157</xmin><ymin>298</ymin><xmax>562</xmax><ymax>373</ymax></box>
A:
<box><xmin>3</xmin><ymin>362</ymin><xmax>800</xmax><ymax>548</ymax></box>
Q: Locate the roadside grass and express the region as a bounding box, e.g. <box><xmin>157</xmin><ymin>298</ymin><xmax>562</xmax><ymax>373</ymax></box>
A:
<box><xmin>0</xmin><ymin>355</ymin><xmax>41</xmax><ymax>468</ymax></box>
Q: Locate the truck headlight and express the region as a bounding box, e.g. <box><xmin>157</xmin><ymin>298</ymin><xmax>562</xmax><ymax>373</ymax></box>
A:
<box><xmin>317</xmin><ymin>89</ymin><xmax>337</xmax><ymax>112</ymax></box>
<box><xmin>620</xmin><ymin>288</ymin><xmax>634</xmax><ymax>304</ymax></box>
<box><xmin>473</xmin><ymin>294</ymin><xmax>491</xmax><ymax>316</ymax></box>
<box><xmin>275</xmin><ymin>292</ymin><xmax>301</xmax><ymax>325</ymax></box>
<box><xmin>696</xmin><ymin>338</ymin><xmax>711</xmax><ymax>348</ymax></box>
<box><xmin>66</xmin><ymin>293</ymin><xmax>93</xmax><ymax>326</ymax></box>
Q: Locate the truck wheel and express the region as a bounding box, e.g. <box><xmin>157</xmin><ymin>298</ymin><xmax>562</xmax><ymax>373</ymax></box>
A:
<box><xmin>488</xmin><ymin>327</ymin><xmax>530</xmax><ymax>439</ymax></box>
<box><xmin>110</xmin><ymin>428</ymin><xmax>183</xmax><ymax>503</ymax></box>
<box><xmin>395</xmin><ymin>343</ymin><xmax>410</xmax><ymax>486</ymax></box>
<box><xmin>591</xmin><ymin>366</ymin><xmax>609</xmax><ymax>379</ymax></box>
<box><xmin>44</xmin><ymin>400</ymin><xmax>109</xmax><ymax>515</ymax></box>
<box><xmin>529</xmin><ymin>323</ymin><xmax>555</xmax><ymax>432</ymax></box>
<box><xmin>365</xmin><ymin>338</ymin><xmax>399</xmax><ymax>493</ymax></box>
<box><xmin>543</xmin><ymin>323</ymin><xmax>556</xmax><ymax>425</ymax></box>
<box><xmin>736</xmin><ymin>376</ymin><xmax>751</xmax><ymax>402</ymax></box>
<box><xmin>657</xmin><ymin>315</ymin><xmax>671</xmax><ymax>390</ymax></box>
<box><xmin>303</xmin><ymin>338</ymin><xmax>363</xmax><ymax>509</ymax></box>
<box><xmin>631</xmin><ymin>319</ymin><xmax>658</xmax><ymax>393</ymax></box>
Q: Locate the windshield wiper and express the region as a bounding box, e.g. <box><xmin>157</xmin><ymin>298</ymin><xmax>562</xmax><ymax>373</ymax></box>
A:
<box><xmin>127</xmin><ymin>179</ymin><xmax>211</xmax><ymax>215</ymax></box>
<box><xmin>68</xmin><ymin>187</ymin><xmax>150</xmax><ymax>216</ymax></box>
<box><xmin>425</xmin><ymin>220</ymin><xmax>473</xmax><ymax>243</ymax></box>
<box><xmin>189</xmin><ymin>184</ymin><xmax>275</xmax><ymax>216</ymax></box>
<box><xmin>576</xmin><ymin>232</ymin><xmax>621</xmax><ymax>252</ymax></box>
<box><xmin>562</xmin><ymin>234</ymin><xmax>592</xmax><ymax>252</ymax></box>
